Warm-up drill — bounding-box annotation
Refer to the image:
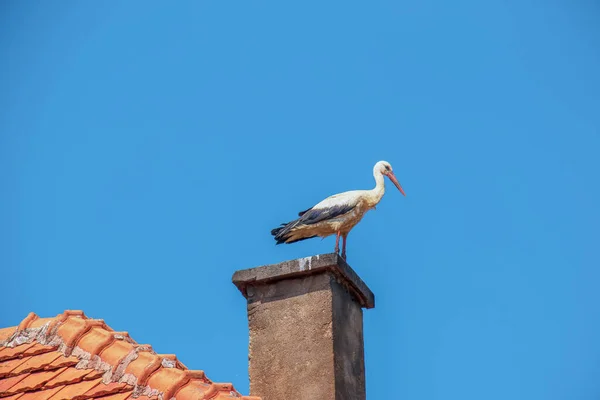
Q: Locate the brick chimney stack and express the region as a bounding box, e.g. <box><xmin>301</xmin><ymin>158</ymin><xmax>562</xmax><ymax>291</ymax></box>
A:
<box><xmin>232</xmin><ymin>253</ymin><xmax>375</xmax><ymax>400</ymax></box>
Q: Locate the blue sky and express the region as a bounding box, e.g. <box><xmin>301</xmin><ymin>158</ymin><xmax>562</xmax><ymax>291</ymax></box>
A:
<box><xmin>1</xmin><ymin>1</ymin><xmax>599</xmax><ymax>399</ymax></box>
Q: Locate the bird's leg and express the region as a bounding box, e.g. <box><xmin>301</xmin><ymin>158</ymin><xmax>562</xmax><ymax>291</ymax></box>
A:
<box><xmin>334</xmin><ymin>231</ymin><xmax>341</xmax><ymax>254</ymax></box>
<box><xmin>341</xmin><ymin>234</ymin><xmax>347</xmax><ymax>260</ymax></box>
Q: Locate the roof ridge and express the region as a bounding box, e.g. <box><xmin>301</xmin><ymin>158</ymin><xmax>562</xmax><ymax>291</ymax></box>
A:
<box><xmin>1</xmin><ymin>310</ymin><xmax>260</xmax><ymax>400</ymax></box>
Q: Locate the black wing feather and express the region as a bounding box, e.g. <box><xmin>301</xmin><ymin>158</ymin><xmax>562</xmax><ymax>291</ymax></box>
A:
<box><xmin>298</xmin><ymin>203</ymin><xmax>355</xmax><ymax>225</ymax></box>
<box><xmin>298</xmin><ymin>207</ymin><xmax>312</xmax><ymax>217</ymax></box>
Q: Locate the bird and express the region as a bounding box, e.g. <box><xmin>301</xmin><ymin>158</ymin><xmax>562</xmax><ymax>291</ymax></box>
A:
<box><xmin>271</xmin><ymin>160</ymin><xmax>405</xmax><ymax>259</ymax></box>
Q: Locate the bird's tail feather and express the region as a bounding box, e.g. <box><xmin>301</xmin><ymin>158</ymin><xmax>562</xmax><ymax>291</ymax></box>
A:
<box><xmin>271</xmin><ymin>219</ymin><xmax>316</xmax><ymax>245</ymax></box>
<box><xmin>270</xmin><ymin>224</ymin><xmax>287</xmax><ymax>237</ymax></box>
<box><xmin>271</xmin><ymin>220</ymin><xmax>294</xmax><ymax>244</ymax></box>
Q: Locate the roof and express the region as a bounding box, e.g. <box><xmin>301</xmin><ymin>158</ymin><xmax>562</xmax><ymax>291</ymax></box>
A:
<box><xmin>0</xmin><ymin>311</ymin><xmax>259</xmax><ymax>400</ymax></box>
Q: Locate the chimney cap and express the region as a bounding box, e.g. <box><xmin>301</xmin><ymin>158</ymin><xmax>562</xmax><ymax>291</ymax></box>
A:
<box><xmin>232</xmin><ymin>253</ymin><xmax>375</xmax><ymax>309</ymax></box>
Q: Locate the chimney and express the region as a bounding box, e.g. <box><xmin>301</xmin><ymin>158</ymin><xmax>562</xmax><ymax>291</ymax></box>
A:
<box><xmin>232</xmin><ymin>253</ymin><xmax>375</xmax><ymax>400</ymax></box>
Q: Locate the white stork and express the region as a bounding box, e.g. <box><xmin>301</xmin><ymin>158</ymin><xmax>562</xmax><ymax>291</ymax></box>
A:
<box><xmin>271</xmin><ymin>160</ymin><xmax>405</xmax><ymax>259</ymax></box>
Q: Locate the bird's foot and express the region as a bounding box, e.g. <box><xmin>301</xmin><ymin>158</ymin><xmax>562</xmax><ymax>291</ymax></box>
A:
<box><xmin>341</xmin><ymin>252</ymin><xmax>346</xmax><ymax>260</ymax></box>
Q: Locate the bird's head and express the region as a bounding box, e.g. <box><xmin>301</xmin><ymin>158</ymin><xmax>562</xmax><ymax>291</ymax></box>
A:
<box><xmin>375</xmin><ymin>160</ymin><xmax>406</xmax><ymax>196</ymax></box>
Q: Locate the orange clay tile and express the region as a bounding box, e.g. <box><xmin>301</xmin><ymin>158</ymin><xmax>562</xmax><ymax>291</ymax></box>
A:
<box><xmin>0</xmin><ymin>357</ymin><xmax>30</xmax><ymax>378</ymax></box>
<box><xmin>200</xmin><ymin>383</ymin><xmax>236</xmax><ymax>399</ymax></box>
<box><xmin>44</xmin><ymin>366</ymin><xmax>91</xmax><ymax>388</ymax></box>
<box><xmin>161</xmin><ymin>355</ymin><xmax>188</xmax><ymax>370</ymax></box>
<box><xmin>1</xmin><ymin>393</ymin><xmax>24</xmax><ymax>400</ymax></box>
<box><xmin>76</xmin><ymin>327</ymin><xmax>115</xmax><ymax>356</ymax></box>
<box><xmin>0</xmin><ymin>311</ymin><xmax>257</xmax><ymax>400</ymax></box>
<box><xmin>0</xmin><ymin>343</ymin><xmax>37</xmax><ymax>362</ymax></box>
<box><xmin>212</xmin><ymin>395</ymin><xmax>239</xmax><ymax>400</ymax></box>
<box><xmin>23</xmin><ymin>343</ymin><xmax>58</xmax><ymax>359</ymax></box>
<box><xmin>82</xmin><ymin>368</ymin><xmax>104</xmax><ymax>381</ymax></box>
<box><xmin>55</xmin><ymin>317</ymin><xmax>109</xmax><ymax>350</ymax></box>
<box><xmin>10</xmin><ymin>352</ymin><xmax>62</xmax><ymax>375</ymax></box>
<box><xmin>0</xmin><ymin>327</ymin><xmax>16</xmax><ymax>343</ymax></box>
<box><xmin>123</xmin><ymin>351</ymin><xmax>161</xmax><ymax>384</ymax></box>
<box><xmin>145</xmin><ymin>367</ymin><xmax>188</xmax><ymax>394</ymax></box>
<box><xmin>0</xmin><ymin>343</ymin><xmax>57</xmax><ymax>362</ymax></box>
<box><xmin>6</xmin><ymin>368</ymin><xmax>66</xmax><ymax>394</ymax></box>
<box><xmin>174</xmin><ymin>381</ymin><xmax>213</xmax><ymax>400</ymax></box>
<box><xmin>98</xmin><ymin>339</ymin><xmax>135</xmax><ymax>367</ymax></box>
<box><xmin>55</xmin><ymin>318</ymin><xmax>89</xmax><ymax>348</ymax></box>
<box><xmin>83</xmin><ymin>381</ymin><xmax>129</xmax><ymax>397</ymax></box>
<box><xmin>61</xmin><ymin>310</ymin><xmax>87</xmax><ymax>319</ymax></box>
<box><xmin>17</xmin><ymin>313</ymin><xmax>38</xmax><ymax>331</ymax></box>
<box><xmin>0</xmin><ymin>373</ymin><xmax>28</xmax><ymax>394</ymax></box>
<box><xmin>94</xmin><ymin>392</ymin><xmax>133</xmax><ymax>400</ymax></box>
<box><xmin>45</xmin><ymin>377</ymin><xmax>102</xmax><ymax>400</ymax></box>
<box><xmin>18</xmin><ymin>385</ymin><xmax>64</xmax><ymax>400</ymax></box>
<box><xmin>163</xmin><ymin>371</ymin><xmax>207</xmax><ymax>400</ymax></box>
<box><xmin>28</xmin><ymin>317</ymin><xmax>57</xmax><ymax>330</ymax></box>
<box><xmin>46</xmin><ymin>353</ymin><xmax>79</xmax><ymax>369</ymax></box>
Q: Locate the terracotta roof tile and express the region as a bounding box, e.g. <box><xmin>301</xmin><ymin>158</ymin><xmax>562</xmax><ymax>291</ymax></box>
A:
<box><xmin>0</xmin><ymin>343</ymin><xmax>37</xmax><ymax>362</ymax></box>
<box><xmin>175</xmin><ymin>381</ymin><xmax>213</xmax><ymax>399</ymax></box>
<box><xmin>0</xmin><ymin>373</ymin><xmax>27</xmax><ymax>394</ymax></box>
<box><xmin>76</xmin><ymin>327</ymin><xmax>115</xmax><ymax>356</ymax></box>
<box><xmin>11</xmin><ymin>352</ymin><xmax>61</xmax><ymax>375</ymax></box>
<box><xmin>122</xmin><ymin>350</ymin><xmax>160</xmax><ymax>385</ymax></box>
<box><xmin>28</xmin><ymin>317</ymin><xmax>59</xmax><ymax>330</ymax></box>
<box><xmin>1</xmin><ymin>393</ymin><xmax>24</xmax><ymax>400</ymax></box>
<box><xmin>44</xmin><ymin>366</ymin><xmax>92</xmax><ymax>388</ymax></box>
<box><xmin>0</xmin><ymin>357</ymin><xmax>29</xmax><ymax>378</ymax></box>
<box><xmin>203</xmin><ymin>383</ymin><xmax>236</xmax><ymax>399</ymax></box>
<box><xmin>0</xmin><ymin>343</ymin><xmax>56</xmax><ymax>362</ymax></box>
<box><xmin>83</xmin><ymin>368</ymin><xmax>104</xmax><ymax>381</ymax></box>
<box><xmin>146</xmin><ymin>367</ymin><xmax>189</xmax><ymax>394</ymax></box>
<box><xmin>95</xmin><ymin>392</ymin><xmax>133</xmax><ymax>400</ymax></box>
<box><xmin>55</xmin><ymin>317</ymin><xmax>89</xmax><ymax>349</ymax></box>
<box><xmin>83</xmin><ymin>380</ymin><xmax>129</xmax><ymax>397</ymax></box>
<box><xmin>6</xmin><ymin>368</ymin><xmax>66</xmax><ymax>394</ymax></box>
<box><xmin>0</xmin><ymin>328</ymin><xmax>16</xmax><ymax>343</ymax></box>
<box><xmin>17</xmin><ymin>313</ymin><xmax>38</xmax><ymax>331</ymax></box>
<box><xmin>46</xmin><ymin>353</ymin><xmax>79</xmax><ymax>369</ymax></box>
<box><xmin>98</xmin><ymin>338</ymin><xmax>135</xmax><ymax>367</ymax></box>
<box><xmin>18</xmin><ymin>385</ymin><xmax>64</xmax><ymax>400</ymax></box>
<box><xmin>45</xmin><ymin>377</ymin><xmax>102</xmax><ymax>399</ymax></box>
<box><xmin>0</xmin><ymin>311</ymin><xmax>257</xmax><ymax>400</ymax></box>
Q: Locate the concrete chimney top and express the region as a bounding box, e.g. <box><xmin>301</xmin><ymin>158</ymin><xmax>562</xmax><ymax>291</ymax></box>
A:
<box><xmin>232</xmin><ymin>253</ymin><xmax>375</xmax><ymax>309</ymax></box>
<box><xmin>232</xmin><ymin>253</ymin><xmax>375</xmax><ymax>400</ymax></box>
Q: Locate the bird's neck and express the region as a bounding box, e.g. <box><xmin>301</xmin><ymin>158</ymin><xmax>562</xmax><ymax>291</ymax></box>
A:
<box><xmin>366</xmin><ymin>171</ymin><xmax>385</xmax><ymax>207</ymax></box>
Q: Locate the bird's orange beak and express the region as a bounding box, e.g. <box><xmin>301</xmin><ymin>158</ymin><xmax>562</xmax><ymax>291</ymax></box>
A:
<box><xmin>386</xmin><ymin>171</ymin><xmax>406</xmax><ymax>196</ymax></box>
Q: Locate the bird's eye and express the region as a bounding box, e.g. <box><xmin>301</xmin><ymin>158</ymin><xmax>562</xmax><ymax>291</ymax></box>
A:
<box><xmin>385</xmin><ymin>165</ymin><xmax>391</xmax><ymax>171</ymax></box>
